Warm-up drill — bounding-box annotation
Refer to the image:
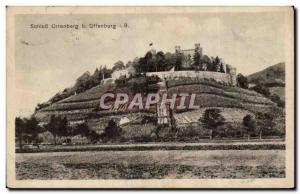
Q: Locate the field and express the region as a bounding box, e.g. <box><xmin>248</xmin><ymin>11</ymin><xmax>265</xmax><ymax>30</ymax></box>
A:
<box><xmin>16</xmin><ymin>148</ymin><xmax>285</xmax><ymax>179</ymax></box>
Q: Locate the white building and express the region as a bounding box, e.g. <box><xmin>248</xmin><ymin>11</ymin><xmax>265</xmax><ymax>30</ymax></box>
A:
<box><xmin>111</xmin><ymin>65</ymin><xmax>136</xmax><ymax>80</ymax></box>
<box><xmin>111</xmin><ymin>69</ymin><xmax>130</xmax><ymax>80</ymax></box>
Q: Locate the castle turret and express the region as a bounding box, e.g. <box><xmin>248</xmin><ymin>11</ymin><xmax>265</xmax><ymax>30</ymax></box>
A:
<box><xmin>195</xmin><ymin>43</ymin><xmax>203</xmax><ymax>56</ymax></box>
<box><xmin>150</xmin><ymin>49</ymin><xmax>156</xmax><ymax>55</ymax></box>
<box><xmin>220</xmin><ymin>58</ymin><xmax>226</xmax><ymax>73</ymax></box>
<box><xmin>226</xmin><ymin>64</ymin><xmax>236</xmax><ymax>86</ymax></box>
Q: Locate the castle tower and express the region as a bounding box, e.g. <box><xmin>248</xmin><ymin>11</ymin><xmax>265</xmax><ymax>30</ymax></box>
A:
<box><xmin>220</xmin><ymin>58</ymin><xmax>226</xmax><ymax>73</ymax></box>
<box><xmin>225</xmin><ymin>64</ymin><xmax>236</xmax><ymax>86</ymax></box>
<box><xmin>195</xmin><ymin>43</ymin><xmax>203</xmax><ymax>56</ymax></box>
<box><xmin>231</xmin><ymin>68</ymin><xmax>237</xmax><ymax>86</ymax></box>
<box><xmin>150</xmin><ymin>49</ymin><xmax>156</xmax><ymax>55</ymax></box>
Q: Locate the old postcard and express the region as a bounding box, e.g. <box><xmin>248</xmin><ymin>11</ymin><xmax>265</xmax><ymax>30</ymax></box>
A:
<box><xmin>6</xmin><ymin>6</ymin><xmax>294</xmax><ymax>188</ymax></box>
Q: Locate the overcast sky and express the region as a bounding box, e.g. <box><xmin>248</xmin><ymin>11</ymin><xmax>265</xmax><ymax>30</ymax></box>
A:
<box><xmin>15</xmin><ymin>10</ymin><xmax>289</xmax><ymax>117</ymax></box>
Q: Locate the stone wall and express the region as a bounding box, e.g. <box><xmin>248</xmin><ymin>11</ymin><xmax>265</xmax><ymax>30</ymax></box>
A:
<box><xmin>146</xmin><ymin>70</ymin><xmax>235</xmax><ymax>86</ymax></box>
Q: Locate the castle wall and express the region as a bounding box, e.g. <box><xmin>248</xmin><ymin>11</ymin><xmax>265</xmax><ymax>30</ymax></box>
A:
<box><xmin>146</xmin><ymin>71</ymin><xmax>235</xmax><ymax>86</ymax></box>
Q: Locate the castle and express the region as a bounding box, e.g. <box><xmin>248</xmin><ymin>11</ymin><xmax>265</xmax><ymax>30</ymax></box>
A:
<box><xmin>112</xmin><ymin>43</ymin><xmax>237</xmax><ymax>86</ymax></box>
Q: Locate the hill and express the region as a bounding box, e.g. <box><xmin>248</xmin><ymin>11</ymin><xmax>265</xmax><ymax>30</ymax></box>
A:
<box><xmin>247</xmin><ymin>62</ymin><xmax>285</xmax><ymax>86</ymax></box>
<box><xmin>34</xmin><ymin>76</ymin><xmax>284</xmax><ymax>140</ymax></box>
<box><xmin>247</xmin><ymin>63</ymin><xmax>285</xmax><ymax>101</ymax></box>
<box><xmin>33</xmin><ymin>62</ymin><xmax>286</xmax><ymax>143</ymax></box>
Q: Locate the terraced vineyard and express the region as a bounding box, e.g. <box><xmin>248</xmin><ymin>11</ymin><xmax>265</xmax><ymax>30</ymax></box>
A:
<box><xmin>35</xmin><ymin>84</ymin><xmax>113</xmax><ymax>122</ymax></box>
<box><xmin>34</xmin><ymin>77</ymin><xmax>284</xmax><ymax>139</ymax></box>
<box><xmin>174</xmin><ymin>108</ymin><xmax>252</xmax><ymax>125</ymax></box>
<box><xmin>168</xmin><ymin>82</ymin><xmax>279</xmax><ymax>114</ymax></box>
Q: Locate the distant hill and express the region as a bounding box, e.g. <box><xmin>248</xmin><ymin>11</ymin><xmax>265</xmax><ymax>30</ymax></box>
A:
<box><xmin>247</xmin><ymin>62</ymin><xmax>285</xmax><ymax>101</ymax></box>
<box><xmin>247</xmin><ymin>62</ymin><xmax>285</xmax><ymax>86</ymax></box>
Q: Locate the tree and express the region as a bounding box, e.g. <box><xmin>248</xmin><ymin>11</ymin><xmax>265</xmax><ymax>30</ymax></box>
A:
<box><xmin>112</xmin><ymin>60</ymin><xmax>125</xmax><ymax>71</ymax></box>
<box><xmin>174</xmin><ymin>52</ymin><xmax>184</xmax><ymax>71</ymax></box>
<box><xmin>270</xmin><ymin>94</ymin><xmax>285</xmax><ymax>108</ymax></box>
<box><xmin>256</xmin><ymin>112</ymin><xmax>275</xmax><ymax>139</ymax></box>
<box><xmin>251</xmin><ymin>83</ymin><xmax>270</xmax><ymax>97</ymax></box>
<box><xmin>164</xmin><ymin>52</ymin><xmax>177</xmax><ymax>71</ymax></box>
<box><xmin>104</xmin><ymin>119</ymin><xmax>122</xmax><ymax>140</ymax></box>
<box><xmin>207</xmin><ymin>56</ymin><xmax>216</xmax><ymax>71</ymax></box>
<box><xmin>45</xmin><ymin>115</ymin><xmax>57</xmax><ymax>145</ymax></box>
<box><xmin>25</xmin><ymin>117</ymin><xmax>42</xmax><ymax>144</ymax></box>
<box><xmin>143</xmin><ymin>51</ymin><xmax>157</xmax><ymax>72</ymax></box>
<box><xmin>220</xmin><ymin>63</ymin><xmax>225</xmax><ymax>73</ymax></box>
<box><xmin>15</xmin><ymin>117</ymin><xmax>25</xmax><ymax>150</ymax></box>
<box><xmin>212</xmin><ymin>56</ymin><xmax>221</xmax><ymax>72</ymax></box>
<box><xmin>156</xmin><ymin>51</ymin><xmax>166</xmax><ymax>71</ymax></box>
<box><xmin>237</xmin><ymin>73</ymin><xmax>249</xmax><ymax>89</ymax></box>
<box><xmin>201</xmin><ymin>55</ymin><xmax>211</xmax><ymax>71</ymax></box>
<box><xmin>200</xmin><ymin>109</ymin><xmax>225</xmax><ymax>140</ymax></box>
<box><xmin>74</xmin><ymin>122</ymin><xmax>90</xmax><ymax>136</ymax></box>
<box><xmin>60</xmin><ymin>116</ymin><xmax>69</xmax><ymax>136</ymax></box>
<box><xmin>73</xmin><ymin>122</ymin><xmax>100</xmax><ymax>143</ymax></box>
<box><xmin>45</xmin><ymin>115</ymin><xmax>68</xmax><ymax>145</ymax></box>
<box><xmin>192</xmin><ymin>49</ymin><xmax>201</xmax><ymax>70</ymax></box>
<box><xmin>202</xmin><ymin>55</ymin><xmax>210</xmax><ymax>63</ymax></box>
<box><xmin>243</xmin><ymin>114</ymin><xmax>256</xmax><ymax>140</ymax></box>
<box><xmin>15</xmin><ymin>116</ymin><xmax>42</xmax><ymax>149</ymax></box>
<box><xmin>74</xmin><ymin>71</ymin><xmax>91</xmax><ymax>93</ymax></box>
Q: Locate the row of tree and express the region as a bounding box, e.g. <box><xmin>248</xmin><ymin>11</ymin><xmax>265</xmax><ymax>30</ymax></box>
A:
<box><xmin>15</xmin><ymin>117</ymin><xmax>41</xmax><ymax>149</ymax></box>
<box><xmin>129</xmin><ymin>50</ymin><xmax>227</xmax><ymax>73</ymax></box>
<box><xmin>15</xmin><ymin>115</ymin><xmax>93</xmax><ymax>149</ymax></box>
<box><xmin>15</xmin><ymin>115</ymin><xmax>125</xmax><ymax>149</ymax></box>
<box><xmin>200</xmin><ymin>108</ymin><xmax>278</xmax><ymax>140</ymax></box>
<box><xmin>16</xmin><ymin>109</ymin><xmax>281</xmax><ymax>148</ymax></box>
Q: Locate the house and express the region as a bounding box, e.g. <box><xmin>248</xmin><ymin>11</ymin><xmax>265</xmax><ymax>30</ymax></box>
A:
<box><xmin>111</xmin><ymin>65</ymin><xmax>136</xmax><ymax>80</ymax></box>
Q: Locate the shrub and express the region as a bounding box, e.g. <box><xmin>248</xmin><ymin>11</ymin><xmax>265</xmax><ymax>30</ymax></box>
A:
<box><xmin>103</xmin><ymin>119</ymin><xmax>123</xmax><ymax>141</ymax></box>
<box><xmin>201</xmin><ymin>109</ymin><xmax>225</xmax><ymax>139</ymax></box>
<box><xmin>214</xmin><ymin>123</ymin><xmax>243</xmax><ymax>138</ymax></box>
<box><xmin>270</xmin><ymin>94</ymin><xmax>285</xmax><ymax>108</ymax></box>
<box><xmin>236</xmin><ymin>73</ymin><xmax>249</xmax><ymax>89</ymax></box>
<box><xmin>250</xmin><ymin>84</ymin><xmax>270</xmax><ymax>97</ymax></box>
<box><xmin>243</xmin><ymin>114</ymin><xmax>257</xmax><ymax>140</ymax></box>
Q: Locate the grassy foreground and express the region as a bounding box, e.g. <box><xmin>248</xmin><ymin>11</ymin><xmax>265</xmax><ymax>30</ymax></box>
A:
<box><xmin>16</xmin><ymin>150</ymin><xmax>285</xmax><ymax>179</ymax></box>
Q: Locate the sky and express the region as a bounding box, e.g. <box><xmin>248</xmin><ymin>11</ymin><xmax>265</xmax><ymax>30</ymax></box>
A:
<box><xmin>14</xmin><ymin>9</ymin><xmax>289</xmax><ymax>117</ymax></box>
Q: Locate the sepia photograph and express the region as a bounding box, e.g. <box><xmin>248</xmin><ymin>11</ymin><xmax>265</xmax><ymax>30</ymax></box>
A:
<box><xmin>6</xmin><ymin>6</ymin><xmax>295</xmax><ymax>188</ymax></box>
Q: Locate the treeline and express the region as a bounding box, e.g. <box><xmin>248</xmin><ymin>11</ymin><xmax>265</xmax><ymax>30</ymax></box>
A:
<box><xmin>199</xmin><ymin>108</ymin><xmax>283</xmax><ymax>140</ymax></box>
<box><xmin>131</xmin><ymin>50</ymin><xmax>226</xmax><ymax>73</ymax></box>
<box><xmin>15</xmin><ymin>115</ymin><xmax>100</xmax><ymax>149</ymax></box>
<box><xmin>15</xmin><ymin>117</ymin><xmax>41</xmax><ymax>148</ymax></box>
<box><xmin>15</xmin><ymin>108</ymin><xmax>284</xmax><ymax>148</ymax></box>
<box><xmin>15</xmin><ymin>115</ymin><xmax>125</xmax><ymax>149</ymax></box>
